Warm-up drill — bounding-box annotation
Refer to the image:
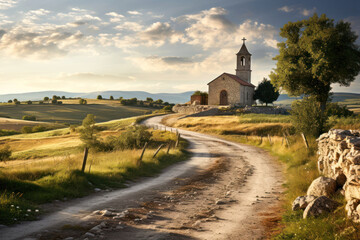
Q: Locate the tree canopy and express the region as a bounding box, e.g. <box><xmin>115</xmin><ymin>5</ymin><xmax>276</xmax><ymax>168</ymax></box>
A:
<box><xmin>270</xmin><ymin>13</ymin><xmax>360</xmax><ymax>110</ymax></box>
<box><xmin>254</xmin><ymin>78</ymin><xmax>279</xmax><ymax>106</ymax></box>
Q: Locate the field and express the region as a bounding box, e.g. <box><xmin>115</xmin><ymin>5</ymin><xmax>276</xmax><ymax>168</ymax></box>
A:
<box><xmin>0</xmin><ymin>101</ymin><xmax>152</xmax><ymax>125</ymax></box>
<box><xmin>163</xmin><ymin>114</ymin><xmax>360</xmax><ymax>239</ymax></box>
<box><xmin>0</xmin><ymin>115</ymin><xmax>188</xmax><ymax>225</ymax></box>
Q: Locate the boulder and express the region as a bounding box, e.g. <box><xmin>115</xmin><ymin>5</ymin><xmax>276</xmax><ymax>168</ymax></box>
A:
<box><xmin>307</xmin><ymin>176</ymin><xmax>337</xmax><ymax>197</ymax></box>
<box><xmin>292</xmin><ymin>195</ymin><xmax>316</xmax><ymax>211</ymax></box>
<box><xmin>303</xmin><ymin>196</ymin><xmax>339</xmax><ymax>219</ymax></box>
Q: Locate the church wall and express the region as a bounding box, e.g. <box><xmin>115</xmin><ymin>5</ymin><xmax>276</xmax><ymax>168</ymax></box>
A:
<box><xmin>208</xmin><ymin>75</ymin><xmax>241</xmax><ymax>105</ymax></box>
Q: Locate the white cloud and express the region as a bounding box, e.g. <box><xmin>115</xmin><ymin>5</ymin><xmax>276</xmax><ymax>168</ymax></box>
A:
<box><xmin>106</xmin><ymin>12</ymin><xmax>124</xmax><ymax>23</ymax></box>
<box><xmin>128</xmin><ymin>55</ymin><xmax>193</xmax><ymax>72</ymax></box>
<box><xmin>114</xmin><ymin>21</ymin><xmax>143</xmax><ymax>31</ymax></box>
<box><xmin>301</xmin><ymin>7</ymin><xmax>316</xmax><ymax>16</ymax></box>
<box><xmin>278</xmin><ymin>6</ymin><xmax>293</xmax><ymax>13</ymax></box>
<box><xmin>138</xmin><ymin>22</ymin><xmax>182</xmax><ymax>46</ymax></box>
<box><xmin>0</xmin><ymin>0</ymin><xmax>17</xmax><ymax>10</ymax></box>
<box><xmin>128</xmin><ymin>10</ymin><xmax>142</xmax><ymax>16</ymax></box>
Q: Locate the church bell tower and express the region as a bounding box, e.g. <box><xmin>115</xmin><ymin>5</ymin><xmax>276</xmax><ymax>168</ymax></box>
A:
<box><xmin>235</xmin><ymin>38</ymin><xmax>252</xmax><ymax>83</ymax></box>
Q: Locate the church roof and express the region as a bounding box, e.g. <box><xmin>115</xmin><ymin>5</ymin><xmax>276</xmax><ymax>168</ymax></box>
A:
<box><xmin>236</xmin><ymin>43</ymin><xmax>251</xmax><ymax>56</ymax></box>
<box><xmin>207</xmin><ymin>73</ymin><xmax>255</xmax><ymax>88</ymax></box>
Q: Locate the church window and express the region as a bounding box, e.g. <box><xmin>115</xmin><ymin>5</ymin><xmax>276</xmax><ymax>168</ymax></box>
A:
<box><xmin>240</xmin><ymin>56</ymin><xmax>245</xmax><ymax>66</ymax></box>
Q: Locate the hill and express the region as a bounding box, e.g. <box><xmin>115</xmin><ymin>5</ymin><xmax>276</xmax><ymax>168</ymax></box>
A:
<box><xmin>0</xmin><ymin>91</ymin><xmax>194</xmax><ymax>104</ymax></box>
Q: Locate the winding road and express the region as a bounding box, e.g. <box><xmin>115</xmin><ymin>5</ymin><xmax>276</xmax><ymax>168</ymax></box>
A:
<box><xmin>0</xmin><ymin>115</ymin><xmax>283</xmax><ymax>240</ymax></box>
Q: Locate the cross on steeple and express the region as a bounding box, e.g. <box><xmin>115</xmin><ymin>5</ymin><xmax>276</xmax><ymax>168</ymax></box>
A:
<box><xmin>242</xmin><ymin>37</ymin><xmax>246</xmax><ymax>44</ymax></box>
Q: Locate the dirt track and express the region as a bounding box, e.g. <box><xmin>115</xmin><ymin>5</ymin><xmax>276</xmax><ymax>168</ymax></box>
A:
<box><xmin>0</xmin><ymin>115</ymin><xmax>284</xmax><ymax>240</ymax></box>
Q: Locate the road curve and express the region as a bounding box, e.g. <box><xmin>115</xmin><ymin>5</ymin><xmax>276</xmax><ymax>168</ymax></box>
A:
<box><xmin>0</xmin><ymin>115</ymin><xmax>283</xmax><ymax>240</ymax></box>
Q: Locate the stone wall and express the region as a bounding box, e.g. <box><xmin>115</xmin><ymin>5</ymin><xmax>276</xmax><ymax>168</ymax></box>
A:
<box><xmin>172</xmin><ymin>104</ymin><xmax>218</xmax><ymax>116</ymax></box>
<box><xmin>317</xmin><ymin>129</ymin><xmax>360</xmax><ymax>221</ymax></box>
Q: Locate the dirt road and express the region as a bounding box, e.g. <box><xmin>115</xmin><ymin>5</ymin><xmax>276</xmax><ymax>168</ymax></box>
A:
<box><xmin>0</xmin><ymin>115</ymin><xmax>283</xmax><ymax>240</ymax></box>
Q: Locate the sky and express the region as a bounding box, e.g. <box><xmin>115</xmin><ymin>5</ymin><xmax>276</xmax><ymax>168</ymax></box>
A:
<box><xmin>0</xmin><ymin>0</ymin><xmax>359</xmax><ymax>94</ymax></box>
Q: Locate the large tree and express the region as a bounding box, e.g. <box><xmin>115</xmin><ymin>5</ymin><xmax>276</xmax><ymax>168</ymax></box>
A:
<box><xmin>254</xmin><ymin>78</ymin><xmax>279</xmax><ymax>106</ymax></box>
<box><xmin>270</xmin><ymin>14</ymin><xmax>360</xmax><ymax>123</ymax></box>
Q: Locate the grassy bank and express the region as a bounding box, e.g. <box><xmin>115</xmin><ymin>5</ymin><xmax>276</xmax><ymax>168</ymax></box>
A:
<box><xmin>163</xmin><ymin>114</ymin><xmax>360</xmax><ymax>239</ymax></box>
<box><xmin>0</xmin><ymin>116</ymin><xmax>188</xmax><ymax>225</ymax></box>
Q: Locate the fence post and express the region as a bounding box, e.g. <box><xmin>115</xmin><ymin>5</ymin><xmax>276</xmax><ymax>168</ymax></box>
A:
<box><xmin>268</xmin><ymin>134</ymin><xmax>272</xmax><ymax>145</ymax></box>
<box><xmin>283</xmin><ymin>133</ymin><xmax>290</xmax><ymax>148</ymax></box>
<box><xmin>153</xmin><ymin>144</ymin><xmax>165</xmax><ymax>158</ymax></box>
<box><xmin>81</xmin><ymin>147</ymin><xmax>89</xmax><ymax>172</ymax></box>
<box><xmin>260</xmin><ymin>135</ymin><xmax>263</xmax><ymax>144</ymax></box>
<box><xmin>138</xmin><ymin>142</ymin><xmax>148</xmax><ymax>165</ymax></box>
<box><xmin>166</xmin><ymin>141</ymin><xmax>172</xmax><ymax>154</ymax></box>
<box><xmin>175</xmin><ymin>133</ymin><xmax>181</xmax><ymax>148</ymax></box>
<box><xmin>301</xmin><ymin>132</ymin><xmax>309</xmax><ymax>150</ymax></box>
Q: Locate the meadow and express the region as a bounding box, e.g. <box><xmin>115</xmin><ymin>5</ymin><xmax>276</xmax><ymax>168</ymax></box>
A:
<box><xmin>163</xmin><ymin>114</ymin><xmax>360</xmax><ymax>239</ymax></box>
<box><xmin>0</xmin><ymin>115</ymin><xmax>188</xmax><ymax>225</ymax></box>
<box><xmin>0</xmin><ymin>101</ymin><xmax>152</xmax><ymax>125</ymax></box>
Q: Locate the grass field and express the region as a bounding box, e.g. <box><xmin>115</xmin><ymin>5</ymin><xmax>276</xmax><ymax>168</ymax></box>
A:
<box><xmin>163</xmin><ymin>114</ymin><xmax>360</xmax><ymax>239</ymax></box>
<box><xmin>0</xmin><ymin>102</ymin><xmax>152</xmax><ymax>125</ymax></box>
<box><xmin>0</xmin><ymin>115</ymin><xmax>188</xmax><ymax>225</ymax></box>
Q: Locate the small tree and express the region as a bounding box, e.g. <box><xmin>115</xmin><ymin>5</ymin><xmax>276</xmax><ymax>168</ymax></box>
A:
<box><xmin>51</xmin><ymin>99</ymin><xmax>58</xmax><ymax>104</ymax></box>
<box><xmin>154</xmin><ymin>99</ymin><xmax>163</xmax><ymax>104</ymax></box>
<box><xmin>44</xmin><ymin>97</ymin><xmax>49</xmax><ymax>103</ymax></box>
<box><xmin>52</xmin><ymin>95</ymin><xmax>58</xmax><ymax>101</ymax></box>
<box><xmin>27</xmin><ymin>100</ymin><xmax>32</xmax><ymax>105</ymax></box>
<box><xmin>254</xmin><ymin>78</ymin><xmax>279</xmax><ymax>106</ymax></box>
<box><xmin>79</xmin><ymin>98</ymin><xmax>87</xmax><ymax>105</ymax></box>
<box><xmin>79</xmin><ymin>114</ymin><xmax>99</xmax><ymax>149</ymax></box>
<box><xmin>0</xmin><ymin>145</ymin><xmax>11</xmax><ymax>162</ymax></box>
<box><xmin>97</xmin><ymin>95</ymin><xmax>102</xmax><ymax>100</ymax></box>
<box><xmin>110</xmin><ymin>96</ymin><xmax>114</xmax><ymax>100</ymax></box>
<box><xmin>61</xmin><ymin>96</ymin><xmax>66</xmax><ymax>99</ymax></box>
<box><xmin>7</xmin><ymin>100</ymin><xmax>12</xmax><ymax>103</ymax></box>
<box><xmin>146</xmin><ymin>97</ymin><xmax>153</xmax><ymax>103</ymax></box>
<box><xmin>13</xmin><ymin>98</ymin><xmax>18</xmax><ymax>103</ymax></box>
<box><xmin>22</xmin><ymin>115</ymin><xmax>36</xmax><ymax>121</ymax></box>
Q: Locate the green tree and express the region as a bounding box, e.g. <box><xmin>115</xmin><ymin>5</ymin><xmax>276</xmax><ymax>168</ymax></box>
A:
<box><xmin>270</xmin><ymin>14</ymin><xmax>360</xmax><ymax>134</ymax></box>
<box><xmin>79</xmin><ymin>114</ymin><xmax>99</xmax><ymax>149</ymax></box>
<box><xmin>97</xmin><ymin>95</ymin><xmax>102</xmax><ymax>100</ymax></box>
<box><xmin>110</xmin><ymin>96</ymin><xmax>114</xmax><ymax>100</ymax></box>
<box><xmin>44</xmin><ymin>97</ymin><xmax>49</xmax><ymax>103</ymax></box>
<box><xmin>154</xmin><ymin>99</ymin><xmax>163</xmax><ymax>104</ymax></box>
<box><xmin>146</xmin><ymin>97</ymin><xmax>153</xmax><ymax>102</ymax></box>
<box><xmin>79</xmin><ymin>98</ymin><xmax>87</xmax><ymax>105</ymax></box>
<box><xmin>61</xmin><ymin>96</ymin><xmax>66</xmax><ymax>99</ymax></box>
<box><xmin>27</xmin><ymin>100</ymin><xmax>32</xmax><ymax>105</ymax></box>
<box><xmin>0</xmin><ymin>145</ymin><xmax>11</xmax><ymax>162</ymax></box>
<box><xmin>254</xmin><ymin>78</ymin><xmax>279</xmax><ymax>106</ymax></box>
<box><xmin>7</xmin><ymin>100</ymin><xmax>12</xmax><ymax>103</ymax></box>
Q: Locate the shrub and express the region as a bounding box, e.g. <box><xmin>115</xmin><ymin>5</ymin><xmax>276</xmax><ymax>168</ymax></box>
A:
<box><xmin>110</xmin><ymin>96</ymin><xmax>114</xmax><ymax>100</ymax></box>
<box><xmin>97</xmin><ymin>95</ymin><xmax>102</xmax><ymax>100</ymax></box>
<box><xmin>69</xmin><ymin>125</ymin><xmax>79</xmax><ymax>133</ymax></box>
<box><xmin>79</xmin><ymin>99</ymin><xmax>87</xmax><ymax>105</ymax></box>
<box><xmin>57</xmin><ymin>101</ymin><xmax>63</xmax><ymax>105</ymax></box>
<box><xmin>32</xmin><ymin>125</ymin><xmax>46</xmax><ymax>133</ymax></box>
<box><xmin>79</xmin><ymin>114</ymin><xmax>99</xmax><ymax>149</ymax></box>
<box><xmin>290</xmin><ymin>97</ymin><xmax>328</xmax><ymax>137</ymax></box>
<box><xmin>162</xmin><ymin>105</ymin><xmax>172</xmax><ymax>112</ymax></box>
<box><xmin>51</xmin><ymin>99</ymin><xmax>57</xmax><ymax>104</ymax></box>
<box><xmin>39</xmin><ymin>101</ymin><xmax>44</xmax><ymax>104</ymax></box>
<box><xmin>21</xmin><ymin>126</ymin><xmax>33</xmax><ymax>134</ymax></box>
<box><xmin>61</xmin><ymin>96</ymin><xmax>66</xmax><ymax>99</ymax></box>
<box><xmin>7</xmin><ymin>100</ymin><xmax>12</xmax><ymax>103</ymax></box>
<box><xmin>0</xmin><ymin>145</ymin><xmax>11</xmax><ymax>161</ymax></box>
<box><xmin>326</xmin><ymin>103</ymin><xmax>354</xmax><ymax>117</ymax></box>
<box><xmin>22</xmin><ymin>115</ymin><xmax>36</xmax><ymax>121</ymax></box>
<box><xmin>27</xmin><ymin>100</ymin><xmax>32</xmax><ymax>105</ymax></box>
<box><xmin>15</xmin><ymin>101</ymin><xmax>20</xmax><ymax>105</ymax></box>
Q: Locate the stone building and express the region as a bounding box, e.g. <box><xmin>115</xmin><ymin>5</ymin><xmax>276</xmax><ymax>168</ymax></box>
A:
<box><xmin>208</xmin><ymin>38</ymin><xmax>255</xmax><ymax>106</ymax></box>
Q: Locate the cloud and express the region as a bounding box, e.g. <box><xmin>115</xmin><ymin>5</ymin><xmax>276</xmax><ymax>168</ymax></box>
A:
<box><xmin>114</xmin><ymin>21</ymin><xmax>143</xmax><ymax>31</ymax></box>
<box><xmin>139</xmin><ymin>22</ymin><xmax>182</xmax><ymax>45</ymax></box>
<box><xmin>278</xmin><ymin>6</ymin><xmax>293</xmax><ymax>13</ymax></box>
<box><xmin>57</xmin><ymin>8</ymin><xmax>101</xmax><ymax>22</ymax></box>
<box><xmin>129</xmin><ymin>55</ymin><xmax>193</xmax><ymax>72</ymax></box>
<box><xmin>0</xmin><ymin>0</ymin><xmax>17</xmax><ymax>10</ymax></box>
<box><xmin>58</xmin><ymin>72</ymin><xmax>130</xmax><ymax>82</ymax></box>
<box><xmin>106</xmin><ymin>12</ymin><xmax>124</xmax><ymax>23</ymax></box>
<box><xmin>301</xmin><ymin>7</ymin><xmax>316</xmax><ymax>16</ymax></box>
<box><xmin>128</xmin><ymin>10</ymin><xmax>142</xmax><ymax>15</ymax></box>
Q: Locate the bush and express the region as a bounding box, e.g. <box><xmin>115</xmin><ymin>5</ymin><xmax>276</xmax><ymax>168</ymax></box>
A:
<box><xmin>69</xmin><ymin>125</ymin><xmax>79</xmax><ymax>133</ymax></box>
<box><xmin>326</xmin><ymin>103</ymin><xmax>354</xmax><ymax>117</ymax></box>
<box><xmin>57</xmin><ymin>101</ymin><xmax>63</xmax><ymax>105</ymax></box>
<box><xmin>51</xmin><ymin>99</ymin><xmax>57</xmax><ymax>104</ymax></box>
<box><xmin>61</xmin><ymin>96</ymin><xmax>66</xmax><ymax>99</ymax></box>
<box><xmin>97</xmin><ymin>95</ymin><xmax>102</xmax><ymax>100</ymax></box>
<box><xmin>39</xmin><ymin>101</ymin><xmax>44</xmax><ymax>104</ymax></box>
<box><xmin>79</xmin><ymin>99</ymin><xmax>87</xmax><ymax>105</ymax></box>
<box><xmin>162</xmin><ymin>105</ymin><xmax>172</xmax><ymax>112</ymax></box>
<box><xmin>22</xmin><ymin>115</ymin><xmax>36</xmax><ymax>121</ymax></box>
<box><xmin>21</xmin><ymin>126</ymin><xmax>33</xmax><ymax>134</ymax></box>
<box><xmin>110</xmin><ymin>96</ymin><xmax>114</xmax><ymax>100</ymax></box>
<box><xmin>32</xmin><ymin>125</ymin><xmax>46</xmax><ymax>133</ymax></box>
<box><xmin>15</xmin><ymin>101</ymin><xmax>20</xmax><ymax>105</ymax></box>
<box><xmin>7</xmin><ymin>100</ymin><xmax>12</xmax><ymax>103</ymax></box>
<box><xmin>79</xmin><ymin>114</ymin><xmax>99</xmax><ymax>149</ymax></box>
<box><xmin>27</xmin><ymin>100</ymin><xmax>32</xmax><ymax>105</ymax></box>
<box><xmin>290</xmin><ymin>97</ymin><xmax>328</xmax><ymax>137</ymax></box>
<box><xmin>0</xmin><ymin>145</ymin><xmax>11</xmax><ymax>161</ymax></box>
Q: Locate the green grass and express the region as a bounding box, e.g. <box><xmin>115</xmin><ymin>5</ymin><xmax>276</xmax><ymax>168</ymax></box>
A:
<box><xmin>0</xmin><ymin>127</ymin><xmax>188</xmax><ymax>225</ymax></box>
<box><xmin>0</xmin><ymin>103</ymin><xmax>153</xmax><ymax>125</ymax></box>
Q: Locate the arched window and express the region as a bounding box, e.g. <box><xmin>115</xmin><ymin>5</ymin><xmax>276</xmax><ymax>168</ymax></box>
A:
<box><xmin>240</xmin><ymin>56</ymin><xmax>245</xmax><ymax>66</ymax></box>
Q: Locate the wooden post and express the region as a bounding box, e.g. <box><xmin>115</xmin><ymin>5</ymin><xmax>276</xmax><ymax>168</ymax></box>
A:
<box><xmin>166</xmin><ymin>141</ymin><xmax>172</xmax><ymax>154</ymax></box>
<box><xmin>139</xmin><ymin>142</ymin><xmax>148</xmax><ymax>164</ymax></box>
<box><xmin>281</xmin><ymin>137</ymin><xmax>284</xmax><ymax>146</ymax></box>
<box><xmin>153</xmin><ymin>144</ymin><xmax>165</xmax><ymax>158</ymax></box>
<box><xmin>283</xmin><ymin>133</ymin><xmax>290</xmax><ymax>148</ymax></box>
<box><xmin>268</xmin><ymin>134</ymin><xmax>272</xmax><ymax>145</ymax></box>
<box><xmin>301</xmin><ymin>132</ymin><xmax>309</xmax><ymax>150</ymax></box>
<box><xmin>260</xmin><ymin>135</ymin><xmax>263</xmax><ymax>144</ymax></box>
<box><xmin>175</xmin><ymin>133</ymin><xmax>181</xmax><ymax>148</ymax></box>
<box><xmin>81</xmin><ymin>147</ymin><xmax>89</xmax><ymax>172</ymax></box>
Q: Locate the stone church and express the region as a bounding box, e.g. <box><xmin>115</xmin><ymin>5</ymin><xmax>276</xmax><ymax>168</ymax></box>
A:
<box><xmin>208</xmin><ymin>38</ymin><xmax>255</xmax><ymax>106</ymax></box>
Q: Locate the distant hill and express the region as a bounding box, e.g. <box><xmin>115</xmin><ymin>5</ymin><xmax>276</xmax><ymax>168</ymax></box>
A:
<box><xmin>275</xmin><ymin>92</ymin><xmax>360</xmax><ymax>105</ymax></box>
<box><xmin>0</xmin><ymin>91</ymin><xmax>194</xmax><ymax>104</ymax></box>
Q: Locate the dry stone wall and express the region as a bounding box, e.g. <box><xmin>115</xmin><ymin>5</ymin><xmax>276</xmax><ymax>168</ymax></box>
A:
<box><xmin>317</xmin><ymin>129</ymin><xmax>360</xmax><ymax>222</ymax></box>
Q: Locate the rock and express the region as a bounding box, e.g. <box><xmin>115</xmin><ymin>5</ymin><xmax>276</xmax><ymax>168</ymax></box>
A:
<box><xmin>101</xmin><ymin>210</ymin><xmax>115</xmax><ymax>217</ymax></box>
<box><xmin>215</xmin><ymin>199</ymin><xmax>226</xmax><ymax>205</ymax></box>
<box><xmin>303</xmin><ymin>196</ymin><xmax>339</xmax><ymax>219</ymax></box>
<box><xmin>307</xmin><ymin>176</ymin><xmax>337</xmax><ymax>197</ymax></box>
<box><xmin>292</xmin><ymin>195</ymin><xmax>316</xmax><ymax>211</ymax></box>
<box><xmin>94</xmin><ymin>188</ymin><xmax>101</xmax><ymax>192</ymax></box>
<box><xmin>64</xmin><ymin>237</ymin><xmax>74</xmax><ymax>240</ymax></box>
<box><xmin>84</xmin><ymin>232</ymin><xmax>95</xmax><ymax>237</ymax></box>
